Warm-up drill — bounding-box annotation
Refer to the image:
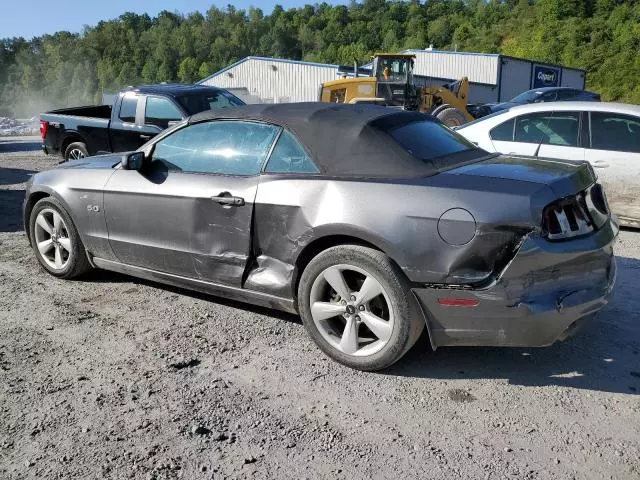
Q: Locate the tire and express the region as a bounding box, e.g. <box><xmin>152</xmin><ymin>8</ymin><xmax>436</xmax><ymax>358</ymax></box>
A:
<box><xmin>436</xmin><ymin>108</ymin><xmax>468</xmax><ymax>127</ymax></box>
<box><xmin>29</xmin><ymin>197</ymin><xmax>92</xmax><ymax>279</ymax></box>
<box><xmin>298</xmin><ymin>245</ymin><xmax>424</xmax><ymax>371</ymax></box>
<box><xmin>64</xmin><ymin>141</ymin><xmax>88</xmax><ymax>161</ymax></box>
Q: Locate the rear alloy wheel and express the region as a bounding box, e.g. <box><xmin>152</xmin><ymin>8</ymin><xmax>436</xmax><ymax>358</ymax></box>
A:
<box><xmin>64</xmin><ymin>142</ymin><xmax>88</xmax><ymax>162</ymax></box>
<box><xmin>29</xmin><ymin>198</ymin><xmax>91</xmax><ymax>279</ymax></box>
<box><xmin>298</xmin><ymin>245</ymin><xmax>424</xmax><ymax>371</ymax></box>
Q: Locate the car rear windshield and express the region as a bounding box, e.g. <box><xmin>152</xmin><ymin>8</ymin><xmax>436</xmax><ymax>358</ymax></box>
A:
<box><xmin>386</xmin><ymin>119</ymin><xmax>479</xmax><ymax>162</ymax></box>
<box><xmin>177</xmin><ymin>91</ymin><xmax>245</xmax><ymax>115</ymax></box>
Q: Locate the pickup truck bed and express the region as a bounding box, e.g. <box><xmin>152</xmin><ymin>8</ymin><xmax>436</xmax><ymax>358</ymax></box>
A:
<box><xmin>47</xmin><ymin>105</ymin><xmax>112</xmax><ymax>119</ymax></box>
<box><xmin>40</xmin><ymin>84</ymin><xmax>245</xmax><ymax>160</ymax></box>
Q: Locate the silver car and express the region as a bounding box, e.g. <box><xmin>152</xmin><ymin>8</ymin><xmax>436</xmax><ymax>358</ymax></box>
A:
<box><xmin>24</xmin><ymin>103</ymin><xmax>617</xmax><ymax>371</ymax></box>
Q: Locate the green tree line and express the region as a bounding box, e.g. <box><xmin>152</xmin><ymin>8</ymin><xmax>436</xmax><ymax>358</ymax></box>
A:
<box><xmin>1</xmin><ymin>0</ymin><xmax>639</xmax><ymax>116</ymax></box>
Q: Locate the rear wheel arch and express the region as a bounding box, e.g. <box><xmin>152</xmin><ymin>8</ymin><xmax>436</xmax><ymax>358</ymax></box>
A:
<box><xmin>292</xmin><ymin>233</ymin><xmax>402</xmax><ymax>303</ymax></box>
<box><xmin>61</xmin><ymin>133</ymin><xmax>87</xmax><ymax>157</ymax></box>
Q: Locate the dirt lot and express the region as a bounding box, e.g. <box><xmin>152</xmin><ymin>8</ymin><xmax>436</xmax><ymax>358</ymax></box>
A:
<box><xmin>1</xmin><ymin>143</ymin><xmax>639</xmax><ymax>480</ymax></box>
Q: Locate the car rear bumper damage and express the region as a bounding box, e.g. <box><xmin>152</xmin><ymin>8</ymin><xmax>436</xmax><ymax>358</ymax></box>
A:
<box><xmin>413</xmin><ymin>221</ymin><xmax>617</xmax><ymax>349</ymax></box>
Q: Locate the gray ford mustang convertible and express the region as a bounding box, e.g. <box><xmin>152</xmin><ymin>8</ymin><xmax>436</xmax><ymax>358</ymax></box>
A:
<box><xmin>24</xmin><ymin>103</ymin><xmax>617</xmax><ymax>371</ymax></box>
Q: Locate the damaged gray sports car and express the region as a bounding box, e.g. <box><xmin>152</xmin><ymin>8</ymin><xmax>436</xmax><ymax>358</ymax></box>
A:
<box><xmin>24</xmin><ymin>103</ymin><xmax>617</xmax><ymax>371</ymax></box>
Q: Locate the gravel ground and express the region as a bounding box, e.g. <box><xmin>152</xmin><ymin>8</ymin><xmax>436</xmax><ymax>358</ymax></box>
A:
<box><xmin>1</xmin><ymin>146</ymin><xmax>639</xmax><ymax>480</ymax></box>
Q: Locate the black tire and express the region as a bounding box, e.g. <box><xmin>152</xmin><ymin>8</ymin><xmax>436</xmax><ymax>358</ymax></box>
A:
<box><xmin>298</xmin><ymin>245</ymin><xmax>424</xmax><ymax>371</ymax></box>
<box><xmin>63</xmin><ymin>141</ymin><xmax>88</xmax><ymax>162</ymax></box>
<box><xmin>29</xmin><ymin>197</ymin><xmax>92</xmax><ymax>279</ymax></box>
<box><xmin>436</xmin><ymin>107</ymin><xmax>468</xmax><ymax>127</ymax></box>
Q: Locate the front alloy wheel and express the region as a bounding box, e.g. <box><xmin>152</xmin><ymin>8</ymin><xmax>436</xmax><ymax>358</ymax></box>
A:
<box><xmin>34</xmin><ymin>208</ymin><xmax>73</xmax><ymax>270</ymax></box>
<box><xmin>29</xmin><ymin>197</ymin><xmax>91</xmax><ymax>279</ymax></box>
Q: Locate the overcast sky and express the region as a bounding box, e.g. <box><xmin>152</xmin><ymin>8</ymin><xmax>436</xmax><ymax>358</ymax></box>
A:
<box><xmin>1</xmin><ymin>0</ymin><xmax>347</xmax><ymax>39</ymax></box>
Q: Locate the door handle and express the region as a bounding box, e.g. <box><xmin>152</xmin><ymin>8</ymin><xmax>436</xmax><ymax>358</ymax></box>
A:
<box><xmin>211</xmin><ymin>192</ymin><xmax>245</xmax><ymax>206</ymax></box>
<box><xmin>592</xmin><ymin>160</ymin><xmax>609</xmax><ymax>168</ymax></box>
<box><xmin>139</xmin><ymin>134</ymin><xmax>151</xmax><ymax>140</ymax></box>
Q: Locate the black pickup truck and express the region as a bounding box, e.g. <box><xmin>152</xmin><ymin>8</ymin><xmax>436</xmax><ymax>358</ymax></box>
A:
<box><xmin>40</xmin><ymin>84</ymin><xmax>245</xmax><ymax>161</ymax></box>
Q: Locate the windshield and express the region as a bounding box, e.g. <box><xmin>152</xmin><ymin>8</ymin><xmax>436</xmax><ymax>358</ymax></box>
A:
<box><xmin>177</xmin><ymin>91</ymin><xmax>245</xmax><ymax>115</ymax></box>
<box><xmin>510</xmin><ymin>90</ymin><xmax>542</xmax><ymax>104</ymax></box>
<box><xmin>376</xmin><ymin>58</ymin><xmax>410</xmax><ymax>83</ymax></box>
<box><xmin>386</xmin><ymin>119</ymin><xmax>479</xmax><ymax>162</ymax></box>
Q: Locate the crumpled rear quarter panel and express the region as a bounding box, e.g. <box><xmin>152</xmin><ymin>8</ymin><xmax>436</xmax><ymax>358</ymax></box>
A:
<box><xmin>247</xmin><ymin>174</ymin><xmax>550</xmax><ymax>299</ymax></box>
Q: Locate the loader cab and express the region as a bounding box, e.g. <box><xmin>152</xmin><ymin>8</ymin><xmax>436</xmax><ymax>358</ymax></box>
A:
<box><xmin>319</xmin><ymin>53</ymin><xmax>418</xmax><ymax>109</ymax></box>
<box><xmin>372</xmin><ymin>54</ymin><xmax>418</xmax><ymax>109</ymax></box>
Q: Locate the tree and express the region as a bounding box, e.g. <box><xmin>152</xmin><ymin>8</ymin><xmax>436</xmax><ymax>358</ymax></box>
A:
<box><xmin>178</xmin><ymin>56</ymin><xmax>199</xmax><ymax>83</ymax></box>
<box><xmin>2</xmin><ymin>0</ymin><xmax>640</xmax><ymax>116</ymax></box>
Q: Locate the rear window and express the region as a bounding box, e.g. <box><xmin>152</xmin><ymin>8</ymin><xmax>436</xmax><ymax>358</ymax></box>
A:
<box><xmin>177</xmin><ymin>91</ymin><xmax>245</xmax><ymax>115</ymax></box>
<box><xmin>387</xmin><ymin>120</ymin><xmax>478</xmax><ymax>161</ymax></box>
<box><xmin>119</xmin><ymin>96</ymin><xmax>138</xmax><ymax>123</ymax></box>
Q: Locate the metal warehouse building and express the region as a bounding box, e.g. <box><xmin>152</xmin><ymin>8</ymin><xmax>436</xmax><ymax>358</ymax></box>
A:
<box><xmin>199</xmin><ymin>49</ymin><xmax>586</xmax><ymax>105</ymax></box>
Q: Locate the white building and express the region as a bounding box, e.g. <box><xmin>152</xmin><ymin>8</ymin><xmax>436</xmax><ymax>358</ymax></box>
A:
<box><xmin>199</xmin><ymin>50</ymin><xmax>587</xmax><ymax>105</ymax></box>
<box><xmin>200</xmin><ymin>56</ymin><xmax>338</xmax><ymax>104</ymax></box>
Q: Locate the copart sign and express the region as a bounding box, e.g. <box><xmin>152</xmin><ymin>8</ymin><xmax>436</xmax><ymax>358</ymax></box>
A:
<box><xmin>533</xmin><ymin>65</ymin><xmax>560</xmax><ymax>88</ymax></box>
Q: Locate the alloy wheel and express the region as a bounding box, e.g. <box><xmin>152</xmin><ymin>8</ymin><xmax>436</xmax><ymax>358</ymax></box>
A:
<box><xmin>309</xmin><ymin>264</ymin><xmax>394</xmax><ymax>357</ymax></box>
<box><xmin>34</xmin><ymin>208</ymin><xmax>72</xmax><ymax>271</ymax></box>
<box><xmin>68</xmin><ymin>148</ymin><xmax>85</xmax><ymax>160</ymax></box>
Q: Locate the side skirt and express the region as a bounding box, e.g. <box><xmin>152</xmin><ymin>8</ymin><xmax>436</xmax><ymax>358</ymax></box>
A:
<box><xmin>91</xmin><ymin>257</ymin><xmax>298</xmax><ymax>314</ymax></box>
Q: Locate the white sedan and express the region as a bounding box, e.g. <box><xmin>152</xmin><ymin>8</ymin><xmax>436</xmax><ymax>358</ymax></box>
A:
<box><xmin>457</xmin><ymin>102</ymin><xmax>640</xmax><ymax>227</ymax></box>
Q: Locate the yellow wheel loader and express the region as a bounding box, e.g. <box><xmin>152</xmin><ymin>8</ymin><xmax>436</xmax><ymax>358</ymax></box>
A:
<box><xmin>319</xmin><ymin>53</ymin><xmax>474</xmax><ymax>127</ymax></box>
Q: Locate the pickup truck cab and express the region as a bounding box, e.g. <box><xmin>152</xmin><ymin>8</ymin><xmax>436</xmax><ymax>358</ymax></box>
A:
<box><xmin>40</xmin><ymin>84</ymin><xmax>245</xmax><ymax>161</ymax></box>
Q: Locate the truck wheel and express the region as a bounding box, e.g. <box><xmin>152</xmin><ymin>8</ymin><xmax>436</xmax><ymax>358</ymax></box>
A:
<box><xmin>64</xmin><ymin>142</ymin><xmax>88</xmax><ymax>161</ymax></box>
<box><xmin>437</xmin><ymin>108</ymin><xmax>468</xmax><ymax>127</ymax></box>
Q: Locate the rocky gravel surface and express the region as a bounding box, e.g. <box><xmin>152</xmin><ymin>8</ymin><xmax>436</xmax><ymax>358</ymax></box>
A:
<box><xmin>1</xmin><ymin>148</ymin><xmax>639</xmax><ymax>479</ymax></box>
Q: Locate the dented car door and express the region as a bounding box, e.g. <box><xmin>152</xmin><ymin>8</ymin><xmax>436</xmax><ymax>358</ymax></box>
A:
<box><xmin>104</xmin><ymin>120</ymin><xmax>279</xmax><ymax>285</ymax></box>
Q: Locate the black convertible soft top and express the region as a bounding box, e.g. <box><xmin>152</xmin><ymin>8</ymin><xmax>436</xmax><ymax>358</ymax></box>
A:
<box><xmin>188</xmin><ymin>102</ymin><xmax>482</xmax><ymax>178</ymax></box>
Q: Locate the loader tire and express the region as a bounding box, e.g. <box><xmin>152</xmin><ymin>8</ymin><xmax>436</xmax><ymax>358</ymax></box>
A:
<box><xmin>437</xmin><ymin>108</ymin><xmax>468</xmax><ymax>128</ymax></box>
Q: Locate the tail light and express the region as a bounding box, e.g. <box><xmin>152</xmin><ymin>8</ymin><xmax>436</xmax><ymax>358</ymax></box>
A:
<box><xmin>542</xmin><ymin>184</ymin><xmax>609</xmax><ymax>240</ymax></box>
<box><xmin>40</xmin><ymin>120</ymin><xmax>48</xmax><ymax>140</ymax></box>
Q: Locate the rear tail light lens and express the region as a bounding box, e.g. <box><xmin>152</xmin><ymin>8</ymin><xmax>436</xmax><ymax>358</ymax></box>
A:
<box><xmin>542</xmin><ymin>184</ymin><xmax>609</xmax><ymax>240</ymax></box>
<box><xmin>40</xmin><ymin>120</ymin><xmax>48</xmax><ymax>140</ymax></box>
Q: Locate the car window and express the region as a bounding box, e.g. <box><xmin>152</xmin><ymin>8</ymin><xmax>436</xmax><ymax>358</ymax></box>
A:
<box><xmin>264</xmin><ymin>130</ymin><xmax>319</xmax><ymax>174</ymax></box>
<box><xmin>387</xmin><ymin>120</ymin><xmax>477</xmax><ymax>161</ymax></box>
<box><xmin>514</xmin><ymin>112</ymin><xmax>579</xmax><ymax>147</ymax></box>
<box><xmin>145</xmin><ymin>97</ymin><xmax>183</xmax><ymax>128</ymax></box>
<box><xmin>556</xmin><ymin>90</ymin><xmax>578</xmax><ymax>101</ymax></box>
<box><xmin>119</xmin><ymin>96</ymin><xmax>138</xmax><ymax>123</ymax></box>
<box><xmin>538</xmin><ymin>91</ymin><xmax>557</xmax><ymax>102</ymax></box>
<box><xmin>510</xmin><ymin>91</ymin><xmax>539</xmax><ymax>103</ymax></box>
<box><xmin>490</xmin><ymin>119</ymin><xmax>515</xmax><ymax>142</ymax></box>
<box><xmin>177</xmin><ymin>91</ymin><xmax>245</xmax><ymax>115</ymax></box>
<box><xmin>590</xmin><ymin>112</ymin><xmax>640</xmax><ymax>153</ymax></box>
<box><xmin>376</xmin><ymin>58</ymin><xmax>409</xmax><ymax>83</ymax></box>
<box><xmin>151</xmin><ymin>121</ymin><xmax>279</xmax><ymax>175</ymax></box>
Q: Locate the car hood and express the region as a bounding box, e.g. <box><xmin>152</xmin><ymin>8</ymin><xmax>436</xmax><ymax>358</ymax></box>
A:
<box><xmin>56</xmin><ymin>152</ymin><xmax>126</xmax><ymax>170</ymax></box>
<box><xmin>446</xmin><ymin>154</ymin><xmax>595</xmax><ymax>198</ymax></box>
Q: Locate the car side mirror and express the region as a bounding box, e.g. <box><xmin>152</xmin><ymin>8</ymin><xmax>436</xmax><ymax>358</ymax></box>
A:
<box><xmin>120</xmin><ymin>151</ymin><xmax>145</xmax><ymax>170</ymax></box>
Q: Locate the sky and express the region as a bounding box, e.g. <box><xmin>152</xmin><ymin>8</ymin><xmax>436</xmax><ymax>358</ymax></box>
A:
<box><xmin>1</xmin><ymin>0</ymin><xmax>344</xmax><ymax>39</ymax></box>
